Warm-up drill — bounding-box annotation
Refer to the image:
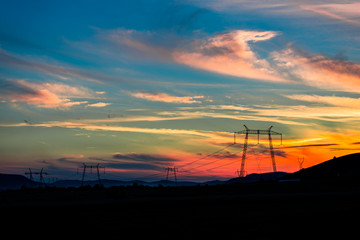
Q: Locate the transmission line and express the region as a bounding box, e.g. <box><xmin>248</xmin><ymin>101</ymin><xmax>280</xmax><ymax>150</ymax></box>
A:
<box><xmin>178</xmin><ymin>142</ymin><xmax>236</xmax><ymax>168</ymax></box>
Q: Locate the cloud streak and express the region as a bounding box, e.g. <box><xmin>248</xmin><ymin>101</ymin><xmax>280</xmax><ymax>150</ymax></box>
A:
<box><xmin>112</xmin><ymin>152</ymin><xmax>178</xmax><ymax>163</ymax></box>
<box><xmin>301</xmin><ymin>3</ymin><xmax>360</xmax><ymax>25</ymax></box>
<box><xmin>129</xmin><ymin>90</ymin><xmax>205</xmax><ymax>104</ymax></box>
<box><xmin>284</xmin><ymin>94</ymin><xmax>360</xmax><ymax>109</ymax></box>
<box><xmin>0</xmin><ymin>120</ymin><xmax>231</xmax><ymax>140</ymax></box>
<box><xmin>87</xmin><ymin>102</ymin><xmax>112</xmax><ymax>107</ymax></box>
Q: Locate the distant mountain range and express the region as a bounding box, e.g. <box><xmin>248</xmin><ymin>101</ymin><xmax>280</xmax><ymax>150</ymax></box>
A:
<box><xmin>0</xmin><ymin>172</ymin><xmax>282</xmax><ymax>190</ymax></box>
<box><xmin>2</xmin><ymin>152</ymin><xmax>360</xmax><ymax>190</ymax></box>
<box><xmin>0</xmin><ymin>174</ymin><xmax>225</xmax><ymax>190</ymax></box>
<box><xmin>0</xmin><ymin>171</ymin><xmax>289</xmax><ymax>190</ymax></box>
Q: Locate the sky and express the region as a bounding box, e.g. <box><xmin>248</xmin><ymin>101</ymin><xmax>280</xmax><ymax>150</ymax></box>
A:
<box><xmin>1</xmin><ymin>0</ymin><xmax>360</xmax><ymax>182</ymax></box>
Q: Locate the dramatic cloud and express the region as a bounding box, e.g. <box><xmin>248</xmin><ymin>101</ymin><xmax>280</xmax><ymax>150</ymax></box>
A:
<box><xmin>272</xmin><ymin>48</ymin><xmax>360</xmax><ymax>93</ymax></box>
<box><xmin>173</xmin><ymin>30</ymin><xmax>287</xmax><ymax>82</ymax></box>
<box><xmin>129</xmin><ymin>90</ymin><xmax>204</xmax><ymax>104</ymax></box>
<box><xmin>0</xmin><ymin>79</ymin><xmax>97</xmax><ymax>109</ymax></box>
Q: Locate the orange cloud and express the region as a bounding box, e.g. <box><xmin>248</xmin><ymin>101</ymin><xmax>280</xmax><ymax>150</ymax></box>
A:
<box><xmin>173</xmin><ymin>30</ymin><xmax>288</xmax><ymax>83</ymax></box>
<box><xmin>129</xmin><ymin>91</ymin><xmax>204</xmax><ymax>104</ymax></box>
<box><xmin>87</xmin><ymin>102</ymin><xmax>112</xmax><ymax>107</ymax></box>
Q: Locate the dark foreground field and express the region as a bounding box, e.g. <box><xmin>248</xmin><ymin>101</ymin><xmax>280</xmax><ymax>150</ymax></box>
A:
<box><xmin>2</xmin><ymin>180</ymin><xmax>360</xmax><ymax>239</ymax></box>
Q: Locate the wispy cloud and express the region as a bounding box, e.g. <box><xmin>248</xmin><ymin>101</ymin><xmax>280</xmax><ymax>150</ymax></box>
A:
<box><xmin>254</xmin><ymin>104</ymin><xmax>360</xmax><ymax>121</ymax></box>
<box><xmin>173</xmin><ymin>30</ymin><xmax>287</xmax><ymax>83</ymax></box>
<box><xmin>284</xmin><ymin>94</ymin><xmax>360</xmax><ymax>109</ymax></box>
<box><xmin>159</xmin><ymin>109</ymin><xmax>308</xmax><ymax>126</ymax></box>
<box><xmin>278</xmin><ymin>143</ymin><xmax>339</xmax><ymax>149</ymax></box>
<box><xmin>188</xmin><ymin>0</ymin><xmax>293</xmax><ymax>13</ymax></box>
<box><xmin>301</xmin><ymin>3</ymin><xmax>360</xmax><ymax>25</ymax></box>
<box><xmin>272</xmin><ymin>48</ymin><xmax>360</xmax><ymax>93</ymax></box>
<box><xmin>129</xmin><ymin>90</ymin><xmax>205</xmax><ymax>104</ymax></box>
<box><xmin>0</xmin><ymin>120</ymin><xmax>231</xmax><ymax>141</ymax></box>
<box><xmin>0</xmin><ymin>48</ymin><xmax>132</xmax><ymax>84</ymax></box>
<box><xmin>99</xmin><ymin>28</ymin><xmax>174</xmax><ymax>61</ymax></box>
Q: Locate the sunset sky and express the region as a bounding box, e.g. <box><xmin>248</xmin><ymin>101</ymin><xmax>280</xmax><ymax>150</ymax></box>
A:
<box><xmin>1</xmin><ymin>0</ymin><xmax>360</xmax><ymax>181</ymax></box>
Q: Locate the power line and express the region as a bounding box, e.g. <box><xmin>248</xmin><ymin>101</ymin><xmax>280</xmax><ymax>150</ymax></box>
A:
<box><xmin>178</xmin><ymin>142</ymin><xmax>236</xmax><ymax>168</ymax></box>
<box><xmin>25</xmin><ymin>168</ymin><xmax>49</xmax><ymax>187</ymax></box>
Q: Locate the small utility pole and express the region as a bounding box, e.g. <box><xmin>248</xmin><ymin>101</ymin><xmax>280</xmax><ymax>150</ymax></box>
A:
<box><xmin>298</xmin><ymin>157</ymin><xmax>305</xmax><ymax>170</ymax></box>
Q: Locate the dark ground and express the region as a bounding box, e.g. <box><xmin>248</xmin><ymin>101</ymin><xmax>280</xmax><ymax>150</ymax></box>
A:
<box><xmin>1</xmin><ymin>180</ymin><xmax>360</xmax><ymax>239</ymax></box>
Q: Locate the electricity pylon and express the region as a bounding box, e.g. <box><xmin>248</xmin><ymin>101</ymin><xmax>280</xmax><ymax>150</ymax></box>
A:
<box><xmin>79</xmin><ymin>163</ymin><xmax>105</xmax><ymax>186</ymax></box>
<box><xmin>234</xmin><ymin>125</ymin><xmax>282</xmax><ymax>177</ymax></box>
<box><xmin>165</xmin><ymin>167</ymin><xmax>178</xmax><ymax>186</ymax></box>
<box><xmin>25</xmin><ymin>168</ymin><xmax>48</xmax><ymax>186</ymax></box>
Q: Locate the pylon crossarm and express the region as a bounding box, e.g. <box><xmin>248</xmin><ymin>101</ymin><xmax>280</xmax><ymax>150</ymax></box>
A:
<box><xmin>235</xmin><ymin>130</ymin><xmax>282</xmax><ymax>135</ymax></box>
<box><xmin>269</xmin><ymin>130</ymin><xmax>282</xmax><ymax>135</ymax></box>
<box><xmin>234</xmin><ymin>125</ymin><xmax>283</xmax><ymax>177</ymax></box>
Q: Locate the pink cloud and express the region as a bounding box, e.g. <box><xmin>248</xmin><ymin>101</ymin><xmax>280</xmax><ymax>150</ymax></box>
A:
<box><xmin>272</xmin><ymin>48</ymin><xmax>360</xmax><ymax>93</ymax></box>
<box><xmin>1</xmin><ymin>80</ymin><xmax>94</xmax><ymax>109</ymax></box>
<box><xmin>172</xmin><ymin>30</ymin><xmax>288</xmax><ymax>83</ymax></box>
<box><xmin>301</xmin><ymin>3</ymin><xmax>360</xmax><ymax>25</ymax></box>
<box><xmin>129</xmin><ymin>91</ymin><xmax>204</xmax><ymax>104</ymax></box>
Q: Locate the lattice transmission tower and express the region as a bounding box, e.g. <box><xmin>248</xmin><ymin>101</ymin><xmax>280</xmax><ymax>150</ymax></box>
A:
<box><xmin>234</xmin><ymin>125</ymin><xmax>282</xmax><ymax>177</ymax></box>
<box><xmin>79</xmin><ymin>163</ymin><xmax>105</xmax><ymax>186</ymax></box>
<box><xmin>165</xmin><ymin>167</ymin><xmax>178</xmax><ymax>186</ymax></box>
<box><xmin>25</xmin><ymin>168</ymin><xmax>49</xmax><ymax>186</ymax></box>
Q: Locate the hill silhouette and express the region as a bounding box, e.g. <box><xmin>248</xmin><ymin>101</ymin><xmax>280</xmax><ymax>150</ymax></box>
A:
<box><xmin>227</xmin><ymin>171</ymin><xmax>288</xmax><ymax>184</ymax></box>
<box><xmin>0</xmin><ymin>173</ymin><xmax>34</xmax><ymax>190</ymax></box>
<box><xmin>282</xmin><ymin>152</ymin><xmax>360</xmax><ymax>180</ymax></box>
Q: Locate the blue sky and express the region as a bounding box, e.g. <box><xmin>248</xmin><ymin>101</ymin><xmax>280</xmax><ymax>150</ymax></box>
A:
<box><xmin>1</xmin><ymin>0</ymin><xmax>360</xmax><ymax>181</ymax></box>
